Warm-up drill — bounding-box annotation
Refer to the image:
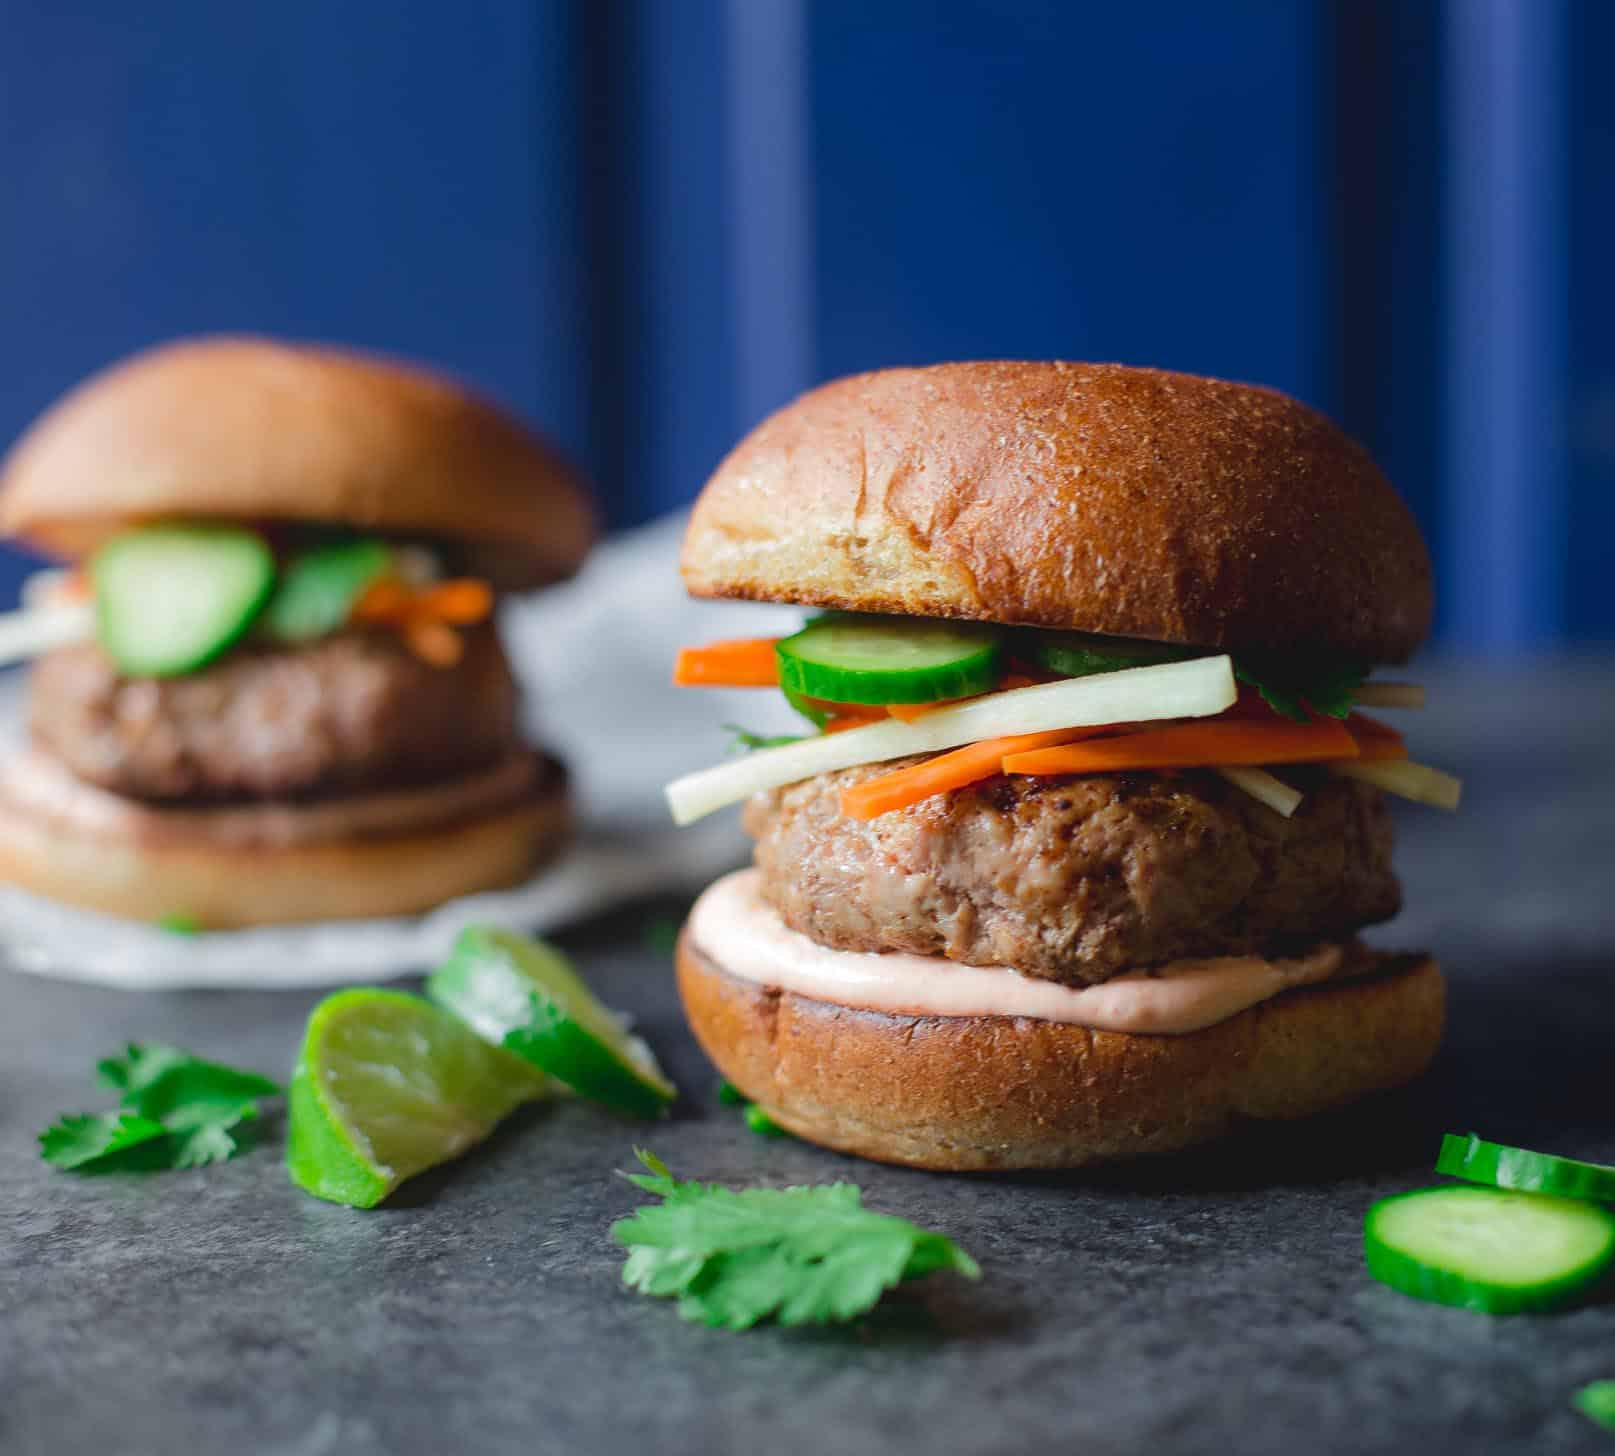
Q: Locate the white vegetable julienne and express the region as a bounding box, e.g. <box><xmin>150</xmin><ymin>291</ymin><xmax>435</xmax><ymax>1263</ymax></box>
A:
<box><xmin>1333</xmin><ymin>758</ymin><xmax>1462</xmax><ymax>811</ymax></box>
<box><xmin>1353</xmin><ymin>682</ymin><xmax>1426</xmax><ymax>709</ymax></box>
<box><xmin>0</xmin><ymin>600</ymin><xmax>94</xmax><ymax>668</ymax></box>
<box><xmin>665</xmin><ymin>655</ymin><xmax>1237</xmax><ymax>825</ymax></box>
<box><xmin>1215</xmin><ymin>766</ymin><xmax>1302</xmax><ymax>818</ymax></box>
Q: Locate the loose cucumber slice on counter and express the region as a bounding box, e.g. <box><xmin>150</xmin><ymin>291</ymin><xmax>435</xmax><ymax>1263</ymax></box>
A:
<box><xmin>263</xmin><ymin>538</ymin><xmax>393</xmax><ymax>643</ymax></box>
<box><xmin>91</xmin><ymin>524</ymin><xmax>276</xmax><ymax>677</ymax></box>
<box><xmin>1023</xmin><ymin>629</ymin><xmax>1195</xmax><ymax>679</ymax></box>
<box><xmin>775</xmin><ymin>613</ymin><xmax>1002</xmax><ymax>705</ymax></box>
<box><xmin>1364</xmin><ymin>1186</ymin><xmax>1615</xmax><ymax>1314</ymax></box>
<box><xmin>1437</xmin><ymin>1133</ymin><xmax>1615</xmax><ymax>1204</ymax></box>
<box><xmin>428</xmin><ymin>927</ymin><xmax>677</xmax><ymax>1119</ymax></box>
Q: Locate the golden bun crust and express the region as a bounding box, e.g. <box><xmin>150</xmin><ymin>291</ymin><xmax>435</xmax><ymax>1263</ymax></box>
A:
<box><xmin>0</xmin><ymin>765</ymin><xmax>570</xmax><ymax>929</ymax></box>
<box><xmin>682</xmin><ymin>362</ymin><xmax>1432</xmax><ymax>662</ymax></box>
<box><xmin>677</xmin><ymin>935</ymin><xmax>1443</xmax><ymax>1171</ymax></box>
<box><xmin>0</xmin><ymin>336</ymin><xmax>595</xmax><ymax>591</ymax></box>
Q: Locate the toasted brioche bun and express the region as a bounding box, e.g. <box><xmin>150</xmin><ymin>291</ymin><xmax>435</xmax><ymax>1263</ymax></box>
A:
<box><xmin>677</xmin><ymin>935</ymin><xmax>1443</xmax><ymax>1171</ymax></box>
<box><xmin>0</xmin><ymin>336</ymin><xmax>594</xmax><ymax>591</ymax></box>
<box><xmin>682</xmin><ymin>362</ymin><xmax>1432</xmax><ymax>663</ymax></box>
<box><xmin>0</xmin><ymin>756</ymin><xmax>570</xmax><ymax>928</ymax></box>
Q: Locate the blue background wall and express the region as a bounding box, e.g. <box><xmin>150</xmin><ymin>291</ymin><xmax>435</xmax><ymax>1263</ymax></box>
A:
<box><xmin>0</xmin><ymin>0</ymin><xmax>1606</xmax><ymax>649</ymax></box>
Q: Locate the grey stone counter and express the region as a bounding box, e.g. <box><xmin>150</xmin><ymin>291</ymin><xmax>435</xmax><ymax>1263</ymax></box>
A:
<box><xmin>3</xmin><ymin>660</ymin><xmax>1613</xmax><ymax>1456</ymax></box>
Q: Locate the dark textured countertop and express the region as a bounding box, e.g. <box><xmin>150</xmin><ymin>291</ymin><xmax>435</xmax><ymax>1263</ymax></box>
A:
<box><xmin>4</xmin><ymin>660</ymin><xmax>1613</xmax><ymax>1456</ymax></box>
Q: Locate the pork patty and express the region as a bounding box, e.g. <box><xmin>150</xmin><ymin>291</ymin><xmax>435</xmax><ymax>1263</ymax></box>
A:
<box><xmin>743</xmin><ymin>765</ymin><xmax>1400</xmax><ymax>986</ymax></box>
<box><xmin>29</xmin><ymin>624</ymin><xmax>521</xmax><ymax>803</ymax></box>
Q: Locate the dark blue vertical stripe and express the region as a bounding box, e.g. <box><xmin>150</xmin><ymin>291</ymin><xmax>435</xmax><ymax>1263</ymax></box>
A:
<box><xmin>808</xmin><ymin>0</ymin><xmax>1335</xmax><ymax>412</ymax></box>
<box><xmin>724</xmin><ymin>0</ymin><xmax>816</xmax><ymax>430</ymax></box>
<box><xmin>1444</xmin><ymin>0</ymin><xmax>1569</xmax><ymax>651</ymax></box>
<box><xmin>594</xmin><ymin>0</ymin><xmax>737</xmax><ymax>522</ymax></box>
<box><xmin>1567</xmin><ymin>0</ymin><xmax>1615</xmax><ymax>641</ymax></box>
<box><xmin>1333</xmin><ymin>0</ymin><xmax>1445</xmax><ymax>569</ymax></box>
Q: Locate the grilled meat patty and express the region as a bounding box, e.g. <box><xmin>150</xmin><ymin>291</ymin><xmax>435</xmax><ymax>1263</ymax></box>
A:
<box><xmin>29</xmin><ymin>624</ymin><xmax>520</xmax><ymax>803</ymax></box>
<box><xmin>743</xmin><ymin>764</ymin><xmax>1399</xmax><ymax>986</ymax></box>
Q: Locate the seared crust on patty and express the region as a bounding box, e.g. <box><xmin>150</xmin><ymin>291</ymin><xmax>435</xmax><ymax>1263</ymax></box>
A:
<box><xmin>29</xmin><ymin>623</ymin><xmax>520</xmax><ymax>803</ymax></box>
<box><xmin>677</xmin><ymin>934</ymin><xmax>1444</xmax><ymax>1171</ymax></box>
<box><xmin>744</xmin><ymin>767</ymin><xmax>1398</xmax><ymax>986</ymax></box>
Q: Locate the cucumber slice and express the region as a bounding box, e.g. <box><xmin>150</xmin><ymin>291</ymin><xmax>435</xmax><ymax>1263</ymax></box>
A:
<box><xmin>428</xmin><ymin>926</ymin><xmax>676</xmax><ymax>1118</ymax></box>
<box><xmin>263</xmin><ymin>538</ymin><xmax>393</xmax><ymax>643</ymax></box>
<box><xmin>1364</xmin><ymin>1186</ymin><xmax>1615</xmax><ymax>1314</ymax></box>
<box><xmin>1437</xmin><ymin>1132</ymin><xmax>1615</xmax><ymax>1204</ymax></box>
<box><xmin>775</xmin><ymin>613</ymin><xmax>1002</xmax><ymax>705</ymax></box>
<box><xmin>1023</xmin><ymin>629</ymin><xmax>1195</xmax><ymax>679</ymax></box>
<box><xmin>91</xmin><ymin>524</ymin><xmax>276</xmax><ymax>677</ymax></box>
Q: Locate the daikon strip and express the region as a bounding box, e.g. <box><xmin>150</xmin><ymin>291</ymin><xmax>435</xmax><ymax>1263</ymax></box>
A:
<box><xmin>1216</xmin><ymin>766</ymin><xmax>1303</xmax><ymax>818</ymax></box>
<box><xmin>665</xmin><ymin>655</ymin><xmax>1236</xmax><ymax>825</ymax></box>
<box><xmin>0</xmin><ymin>600</ymin><xmax>94</xmax><ymax>667</ymax></box>
<box><xmin>1332</xmin><ymin>758</ymin><xmax>1462</xmax><ymax>811</ymax></box>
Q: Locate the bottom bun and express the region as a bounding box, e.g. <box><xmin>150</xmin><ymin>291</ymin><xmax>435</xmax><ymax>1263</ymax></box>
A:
<box><xmin>676</xmin><ymin>935</ymin><xmax>1444</xmax><ymax>1171</ymax></box>
<box><xmin>0</xmin><ymin>758</ymin><xmax>570</xmax><ymax>928</ymax></box>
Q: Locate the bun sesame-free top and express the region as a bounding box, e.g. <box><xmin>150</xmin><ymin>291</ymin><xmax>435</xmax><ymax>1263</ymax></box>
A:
<box><xmin>0</xmin><ymin>336</ymin><xmax>594</xmax><ymax>590</ymax></box>
<box><xmin>682</xmin><ymin>361</ymin><xmax>1431</xmax><ymax>663</ymax></box>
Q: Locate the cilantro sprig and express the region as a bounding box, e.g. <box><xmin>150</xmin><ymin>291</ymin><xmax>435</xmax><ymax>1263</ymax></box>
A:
<box><xmin>612</xmin><ymin>1150</ymin><xmax>980</xmax><ymax>1329</ymax></box>
<box><xmin>1233</xmin><ymin>659</ymin><xmax>1367</xmax><ymax>722</ymax></box>
<box><xmin>723</xmin><ymin>723</ymin><xmax>804</xmax><ymax>754</ymax></box>
<box><xmin>39</xmin><ymin>1043</ymin><xmax>282</xmax><ymax>1173</ymax></box>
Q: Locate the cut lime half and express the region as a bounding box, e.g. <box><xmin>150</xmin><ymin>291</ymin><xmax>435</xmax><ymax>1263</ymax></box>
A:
<box><xmin>428</xmin><ymin>927</ymin><xmax>677</xmax><ymax>1119</ymax></box>
<box><xmin>286</xmin><ymin>988</ymin><xmax>547</xmax><ymax>1208</ymax></box>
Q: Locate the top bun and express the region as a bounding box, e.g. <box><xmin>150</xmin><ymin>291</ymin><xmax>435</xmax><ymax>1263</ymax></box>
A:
<box><xmin>0</xmin><ymin>337</ymin><xmax>595</xmax><ymax>591</ymax></box>
<box><xmin>682</xmin><ymin>362</ymin><xmax>1432</xmax><ymax>662</ymax></box>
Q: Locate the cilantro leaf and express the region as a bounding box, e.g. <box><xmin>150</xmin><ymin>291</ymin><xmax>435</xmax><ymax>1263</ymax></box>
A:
<box><xmin>39</xmin><ymin>1112</ymin><xmax>172</xmax><ymax>1171</ymax></box>
<box><xmin>43</xmin><ymin>1044</ymin><xmax>281</xmax><ymax>1175</ymax></box>
<box><xmin>723</xmin><ymin>724</ymin><xmax>804</xmax><ymax>754</ymax></box>
<box><xmin>612</xmin><ymin>1150</ymin><xmax>980</xmax><ymax>1329</ymax></box>
<box><xmin>1234</xmin><ymin>659</ymin><xmax>1367</xmax><ymax>722</ymax></box>
<box><xmin>1576</xmin><ymin>1381</ymin><xmax>1615</xmax><ymax>1434</ymax></box>
<box><xmin>99</xmin><ymin>1042</ymin><xmax>280</xmax><ymax>1123</ymax></box>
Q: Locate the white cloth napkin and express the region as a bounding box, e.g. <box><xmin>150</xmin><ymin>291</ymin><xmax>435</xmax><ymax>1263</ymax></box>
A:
<box><xmin>0</xmin><ymin>513</ymin><xmax>803</xmax><ymax>989</ymax></box>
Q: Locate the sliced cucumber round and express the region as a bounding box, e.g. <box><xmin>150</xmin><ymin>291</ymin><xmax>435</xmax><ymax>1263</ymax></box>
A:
<box><xmin>1437</xmin><ymin>1133</ymin><xmax>1615</xmax><ymax>1204</ymax></box>
<box><xmin>1364</xmin><ymin>1185</ymin><xmax>1615</xmax><ymax>1314</ymax></box>
<box><xmin>263</xmin><ymin>538</ymin><xmax>393</xmax><ymax>643</ymax></box>
<box><xmin>427</xmin><ymin>926</ymin><xmax>676</xmax><ymax>1119</ymax></box>
<box><xmin>91</xmin><ymin>524</ymin><xmax>276</xmax><ymax>677</ymax></box>
<box><xmin>775</xmin><ymin>613</ymin><xmax>1002</xmax><ymax>705</ymax></box>
<box><xmin>1022</xmin><ymin>629</ymin><xmax>1194</xmax><ymax>679</ymax></box>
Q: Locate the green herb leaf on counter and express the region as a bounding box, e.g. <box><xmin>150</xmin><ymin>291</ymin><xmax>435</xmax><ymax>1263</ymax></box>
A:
<box><xmin>1577</xmin><ymin>1382</ymin><xmax>1615</xmax><ymax>1434</ymax></box>
<box><xmin>723</xmin><ymin>723</ymin><xmax>804</xmax><ymax>754</ymax></box>
<box><xmin>612</xmin><ymin>1149</ymin><xmax>980</xmax><ymax>1329</ymax></box>
<box><xmin>40</xmin><ymin>1044</ymin><xmax>282</xmax><ymax>1174</ymax></box>
<box><xmin>1234</xmin><ymin>660</ymin><xmax>1367</xmax><ymax>722</ymax></box>
<box><xmin>39</xmin><ymin>1112</ymin><xmax>171</xmax><ymax>1171</ymax></box>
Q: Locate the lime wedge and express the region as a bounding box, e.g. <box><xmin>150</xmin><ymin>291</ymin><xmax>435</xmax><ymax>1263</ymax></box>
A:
<box><xmin>428</xmin><ymin>927</ymin><xmax>677</xmax><ymax>1119</ymax></box>
<box><xmin>286</xmin><ymin>988</ymin><xmax>547</xmax><ymax>1208</ymax></box>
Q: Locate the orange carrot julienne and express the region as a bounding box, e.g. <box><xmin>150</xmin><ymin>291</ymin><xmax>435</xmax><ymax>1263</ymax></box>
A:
<box><xmin>1347</xmin><ymin>711</ymin><xmax>1408</xmax><ymax>762</ymax></box>
<box><xmin>419</xmin><ymin>578</ymin><xmax>494</xmax><ymax>624</ymax></box>
<box><xmin>672</xmin><ymin>638</ymin><xmax>781</xmax><ymax>688</ymax></box>
<box><xmin>840</xmin><ymin>726</ymin><xmax>1111</xmax><ymax>820</ymax></box>
<box><xmin>1001</xmin><ymin>716</ymin><xmax>1359</xmax><ymax>776</ymax></box>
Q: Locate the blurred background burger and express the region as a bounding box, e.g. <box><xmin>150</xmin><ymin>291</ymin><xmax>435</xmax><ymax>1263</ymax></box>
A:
<box><xmin>0</xmin><ymin>337</ymin><xmax>593</xmax><ymax>927</ymax></box>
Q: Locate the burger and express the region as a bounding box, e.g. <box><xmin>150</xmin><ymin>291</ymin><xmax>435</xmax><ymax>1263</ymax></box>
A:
<box><xmin>0</xmin><ymin>336</ymin><xmax>593</xmax><ymax>927</ymax></box>
<box><xmin>665</xmin><ymin>361</ymin><xmax>1458</xmax><ymax>1171</ymax></box>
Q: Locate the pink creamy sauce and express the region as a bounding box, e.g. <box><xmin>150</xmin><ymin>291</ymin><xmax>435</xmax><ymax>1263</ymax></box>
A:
<box><xmin>0</xmin><ymin>747</ymin><xmax>538</xmax><ymax>850</ymax></box>
<box><xmin>690</xmin><ymin>868</ymin><xmax>1346</xmax><ymax>1035</ymax></box>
